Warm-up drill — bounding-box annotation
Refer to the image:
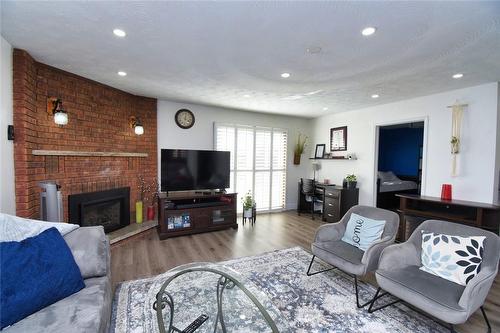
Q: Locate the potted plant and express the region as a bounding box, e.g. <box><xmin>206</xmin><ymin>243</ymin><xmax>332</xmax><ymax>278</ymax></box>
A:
<box><xmin>294</xmin><ymin>133</ymin><xmax>308</xmax><ymax>165</ymax></box>
<box><xmin>345</xmin><ymin>174</ymin><xmax>357</xmax><ymax>189</ymax></box>
<box><xmin>241</xmin><ymin>191</ymin><xmax>255</xmax><ymax>219</ymax></box>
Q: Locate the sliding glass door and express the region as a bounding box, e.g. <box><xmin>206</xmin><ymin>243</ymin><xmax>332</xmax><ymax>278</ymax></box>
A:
<box><xmin>214</xmin><ymin>123</ymin><xmax>287</xmax><ymax>212</ymax></box>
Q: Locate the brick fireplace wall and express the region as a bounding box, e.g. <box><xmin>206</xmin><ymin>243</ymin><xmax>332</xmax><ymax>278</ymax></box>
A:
<box><xmin>13</xmin><ymin>49</ymin><xmax>157</xmax><ymax>220</ymax></box>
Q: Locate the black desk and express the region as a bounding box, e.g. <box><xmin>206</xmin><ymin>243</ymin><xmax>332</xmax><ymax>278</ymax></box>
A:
<box><xmin>297</xmin><ymin>182</ymin><xmax>359</xmax><ymax>222</ymax></box>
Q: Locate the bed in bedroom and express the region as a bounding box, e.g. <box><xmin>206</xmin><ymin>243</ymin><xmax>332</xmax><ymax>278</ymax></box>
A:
<box><xmin>376</xmin><ymin>171</ymin><xmax>419</xmax><ymax>210</ymax></box>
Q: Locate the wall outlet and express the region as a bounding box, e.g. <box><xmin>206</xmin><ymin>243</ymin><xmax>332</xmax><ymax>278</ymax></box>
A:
<box><xmin>7</xmin><ymin>125</ymin><xmax>14</xmax><ymax>141</ymax></box>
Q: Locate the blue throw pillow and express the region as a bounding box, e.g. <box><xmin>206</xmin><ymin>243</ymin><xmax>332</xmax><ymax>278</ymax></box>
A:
<box><xmin>0</xmin><ymin>227</ymin><xmax>84</xmax><ymax>329</ymax></box>
<box><xmin>341</xmin><ymin>213</ymin><xmax>386</xmax><ymax>251</ymax></box>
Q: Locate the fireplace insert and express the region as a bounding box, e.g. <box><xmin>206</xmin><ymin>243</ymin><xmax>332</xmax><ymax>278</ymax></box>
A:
<box><xmin>68</xmin><ymin>187</ymin><xmax>130</xmax><ymax>233</ymax></box>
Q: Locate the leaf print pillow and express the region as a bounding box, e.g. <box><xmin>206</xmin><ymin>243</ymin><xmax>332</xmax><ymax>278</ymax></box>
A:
<box><xmin>420</xmin><ymin>231</ymin><xmax>485</xmax><ymax>286</ymax></box>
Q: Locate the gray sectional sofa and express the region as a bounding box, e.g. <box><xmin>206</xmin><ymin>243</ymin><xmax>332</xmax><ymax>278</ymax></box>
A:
<box><xmin>4</xmin><ymin>226</ymin><xmax>112</xmax><ymax>333</ymax></box>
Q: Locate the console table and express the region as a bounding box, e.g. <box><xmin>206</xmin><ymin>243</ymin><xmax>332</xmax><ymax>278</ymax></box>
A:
<box><xmin>157</xmin><ymin>193</ymin><xmax>237</xmax><ymax>239</ymax></box>
<box><xmin>397</xmin><ymin>194</ymin><xmax>500</xmax><ymax>241</ymax></box>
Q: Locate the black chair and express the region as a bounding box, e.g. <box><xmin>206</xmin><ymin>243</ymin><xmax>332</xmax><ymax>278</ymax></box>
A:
<box><xmin>299</xmin><ymin>178</ymin><xmax>323</xmax><ymax>220</ymax></box>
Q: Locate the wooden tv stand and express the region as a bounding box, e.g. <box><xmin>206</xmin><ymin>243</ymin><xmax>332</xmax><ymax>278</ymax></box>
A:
<box><xmin>157</xmin><ymin>192</ymin><xmax>237</xmax><ymax>239</ymax></box>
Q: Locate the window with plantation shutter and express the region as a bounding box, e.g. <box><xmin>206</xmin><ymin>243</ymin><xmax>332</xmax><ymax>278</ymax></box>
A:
<box><xmin>214</xmin><ymin>123</ymin><xmax>287</xmax><ymax>212</ymax></box>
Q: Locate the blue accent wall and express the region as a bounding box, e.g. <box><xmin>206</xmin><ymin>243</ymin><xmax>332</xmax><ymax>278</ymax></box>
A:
<box><xmin>378</xmin><ymin>127</ymin><xmax>424</xmax><ymax>176</ymax></box>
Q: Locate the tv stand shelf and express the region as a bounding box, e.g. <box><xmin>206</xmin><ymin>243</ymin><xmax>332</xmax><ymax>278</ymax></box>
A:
<box><xmin>157</xmin><ymin>193</ymin><xmax>237</xmax><ymax>239</ymax></box>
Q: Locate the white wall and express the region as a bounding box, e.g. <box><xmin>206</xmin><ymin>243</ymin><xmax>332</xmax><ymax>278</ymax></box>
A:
<box><xmin>0</xmin><ymin>36</ymin><xmax>15</xmax><ymax>214</ymax></box>
<box><xmin>494</xmin><ymin>84</ymin><xmax>500</xmax><ymax>203</ymax></box>
<box><xmin>157</xmin><ymin>100</ymin><xmax>312</xmax><ymax>209</ymax></box>
<box><xmin>311</xmin><ymin>82</ymin><xmax>500</xmax><ymax>205</ymax></box>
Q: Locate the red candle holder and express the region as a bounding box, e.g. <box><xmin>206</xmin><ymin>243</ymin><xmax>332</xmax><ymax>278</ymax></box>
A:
<box><xmin>441</xmin><ymin>184</ymin><xmax>452</xmax><ymax>201</ymax></box>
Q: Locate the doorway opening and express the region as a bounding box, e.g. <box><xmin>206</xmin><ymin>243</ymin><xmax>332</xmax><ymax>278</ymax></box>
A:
<box><xmin>375</xmin><ymin>121</ymin><xmax>425</xmax><ymax>211</ymax></box>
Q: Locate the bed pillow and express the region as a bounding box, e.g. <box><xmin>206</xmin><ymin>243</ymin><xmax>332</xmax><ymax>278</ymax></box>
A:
<box><xmin>420</xmin><ymin>231</ymin><xmax>485</xmax><ymax>286</ymax></box>
<box><xmin>378</xmin><ymin>171</ymin><xmax>398</xmax><ymax>182</ymax></box>
<box><xmin>0</xmin><ymin>228</ymin><xmax>84</xmax><ymax>329</ymax></box>
<box><xmin>0</xmin><ymin>213</ymin><xmax>79</xmax><ymax>242</ymax></box>
<box><xmin>341</xmin><ymin>213</ymin><xmax>386</xmax><ymax>251</ymax></box>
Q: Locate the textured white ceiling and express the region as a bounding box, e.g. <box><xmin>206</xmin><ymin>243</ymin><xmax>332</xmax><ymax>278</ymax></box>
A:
<box><xmin>2</xmin><ymin>1</ymin><xmax>500</xmax><ymax>118</ymax></box>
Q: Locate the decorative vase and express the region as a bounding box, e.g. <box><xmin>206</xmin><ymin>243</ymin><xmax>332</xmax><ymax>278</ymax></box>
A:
<box><xmin>147</xmin><ymin>205</ymin><xmax>155</xmax><ymax>220</ymax></box>
<box><xmin>441</xmin><ymin>184</ymin><xmax>452</xmax><ymax>201</ymax></box>
<box><xmin>293</xmin><ymin>153</ymin><xmax>301</xmax><ymax>165</ymax></box>
<box><xmin>136</xmin><ymin>201</ymin><xmax>143</xmax><ymax>224</ymax></box>
<box><xmin>243</xmin><ymin>208</ymin><xmax>253</xmax><ymax>218</ymax></box>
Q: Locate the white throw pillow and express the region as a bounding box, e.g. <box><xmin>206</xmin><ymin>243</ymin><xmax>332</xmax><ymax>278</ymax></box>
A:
<box><xmin>341</xmin><ymin>213</ymin><xmax>386</xmax><ymax>251</ymax></box>
<box><xmin>0</xmin><ymin>213</ymin><xmax>79</xmax><ymax>242</ymax></box>
<box><xmin>420</xmin><ymin>231</ymin><xmax>485</xmax><ymax>286</ymax></box>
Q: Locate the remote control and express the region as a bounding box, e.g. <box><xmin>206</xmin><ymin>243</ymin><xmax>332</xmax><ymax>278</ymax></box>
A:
<box><xmin>182</xmin><ymin>314</ymin><xmax>209</xmax><ymax>333</ymax></box>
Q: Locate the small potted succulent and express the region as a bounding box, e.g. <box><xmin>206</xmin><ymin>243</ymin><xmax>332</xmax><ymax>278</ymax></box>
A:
<box><xmin>345</xmin><ymin>174</ymin><xmax>357</xmax><ymax>189</ymax></box>
<box><xmin>241</xmin><ymin>191</ymin><xmax>255</xmax><ymax>219</ymax></box>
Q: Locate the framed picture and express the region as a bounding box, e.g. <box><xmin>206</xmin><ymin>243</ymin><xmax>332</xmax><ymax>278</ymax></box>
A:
<box><xmin>315</xmin><ymin>144</ymin><xmax>325</xmax><ymax>159</ymax></box>
<box><xmin>330</xmin><ymin>126</ymin><xmax>347</xmax><ymax>151</ymax></box>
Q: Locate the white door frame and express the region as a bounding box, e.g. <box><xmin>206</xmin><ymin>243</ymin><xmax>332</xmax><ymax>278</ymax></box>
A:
<box><xmin>372</xmin><ymin>116</ymin><xmax>429</xmax><ymax>207</ymax></box>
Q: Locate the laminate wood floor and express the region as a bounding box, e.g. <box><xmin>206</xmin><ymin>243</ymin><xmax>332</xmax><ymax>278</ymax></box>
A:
<box><xmin>111</xmin><ymin>211</ymin><xmax>499</xmax><ymax>333</ymax></box>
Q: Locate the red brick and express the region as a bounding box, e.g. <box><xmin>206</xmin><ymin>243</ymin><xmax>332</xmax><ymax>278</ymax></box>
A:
<box><xmin>13</xmin><ymin>49</ymin><xmax>157</xmax><ymax>219</ymax></box>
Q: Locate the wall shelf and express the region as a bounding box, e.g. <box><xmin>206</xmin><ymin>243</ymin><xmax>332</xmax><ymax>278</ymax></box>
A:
<box><xmin>32</xmin><ymin>150</ymin><xmax>148</xmax><ymax>158</ymax></box>
<box><xmin>309</xmin><ymin>157</ymin><xmax>357</xmax><ymax>160</ymax></box>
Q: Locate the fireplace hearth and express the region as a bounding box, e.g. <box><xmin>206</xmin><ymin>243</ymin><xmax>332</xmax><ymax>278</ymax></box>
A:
<box><xmin>68</xmin><ymin>187</ymin><xmax>130</xmax><ymax>233</ymax></box>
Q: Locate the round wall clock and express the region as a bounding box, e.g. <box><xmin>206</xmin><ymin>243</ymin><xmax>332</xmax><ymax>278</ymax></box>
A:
<box><xmin>175</xmin><ymin>109</ymin><xmax>195</xmax><ymax>129</ymax></box>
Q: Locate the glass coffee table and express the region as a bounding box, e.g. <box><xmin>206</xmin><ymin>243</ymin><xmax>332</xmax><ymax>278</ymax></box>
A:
<box><xmin>153</xmin><ymin>263</ymin><xmax>286</xmax><ymax>333</ymax></box>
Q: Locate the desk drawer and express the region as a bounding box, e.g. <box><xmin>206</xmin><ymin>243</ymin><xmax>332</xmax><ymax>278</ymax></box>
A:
<box><xmin>325</xmin><ymin>188</ymin><xmax>340</xmax><ymax>199</ymax></box>
<box><xmin>324</xmin><ymin>198</ymin><xmax>340</xmax><ymax>222</ymax></box>
<box><xmin>324</xmin><ymin>198</ymin><xmax>340</xmax><ymax>210</ymax></box>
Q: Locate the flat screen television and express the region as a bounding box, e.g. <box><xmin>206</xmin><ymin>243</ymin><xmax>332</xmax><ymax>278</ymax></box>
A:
<box><xmin>161</xmin><ymin>149</ymin><xmax>230</xmax><ymax>192</ymax></box>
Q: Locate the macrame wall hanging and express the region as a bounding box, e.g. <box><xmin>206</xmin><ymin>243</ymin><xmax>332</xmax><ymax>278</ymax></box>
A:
<box><xmin>447</xmin><ymin>101</ymin><xmax>467</xmax><ymax>176</ymax></box>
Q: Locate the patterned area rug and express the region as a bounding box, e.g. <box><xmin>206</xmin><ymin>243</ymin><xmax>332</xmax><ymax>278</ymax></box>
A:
<box><xmin>110</xmin><ymin>247</ymin><xmax>446</xmax><ymax>333</ymax></box>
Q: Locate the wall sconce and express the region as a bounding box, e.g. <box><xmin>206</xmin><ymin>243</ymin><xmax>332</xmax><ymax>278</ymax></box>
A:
<box><xmin>47</xmin><ymin>97</ymin><xmax>68</xmax><ymax>126</ymax></box>
<box><xmin>129</xmin><ymin>116</ymin><xmax>144</xmax><ymax>135</ymax></box>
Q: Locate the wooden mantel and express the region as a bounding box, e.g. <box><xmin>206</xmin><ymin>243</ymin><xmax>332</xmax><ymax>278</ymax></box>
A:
<box><xmin>32</xmin><ymin>150</ymin><xmax>148</xmax><ymax>158</ymax></box>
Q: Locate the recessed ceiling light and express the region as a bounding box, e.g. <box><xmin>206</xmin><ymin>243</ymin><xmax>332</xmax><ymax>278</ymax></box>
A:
<box><xmin>452</xmin><ymin>73</ymin><xmax>464</xmax><ymax>79</ymax></box>
<box><xmin>117</xmin><ymin>71</ymin><xmax>127</xmax><ymax>76</ymax></box>
<box><xmin>113</xmin><ymin>29</ymin><xmax>126</xmax><ymax>37</ymax></box>
<box><xmin>281</xmin><ymin>72</ymin><xmax>291</xmax><ymax>78</ymax></box>
<box><xmin>323</xmin><ymin>107</ymin><xmax>329</xmax><ymax>111</ymax></box>
<box><xmin>243</xmin><ymin>94</ymin><xmax>250</xmax><ymax>98</ymax></box>
<box><xmin>371</xmin><ymin>94</ymin><xmax>379</xmax><ymax>99</ymax></box>
<box><xmin>306</xmin><ymin>46</ymin><xmax>322</xmax><ymax>54</ymax></box>
<box><xmin>361</xmin><ymin>27</ymin><xmax>377</xmax><ymax>36</ymax></box>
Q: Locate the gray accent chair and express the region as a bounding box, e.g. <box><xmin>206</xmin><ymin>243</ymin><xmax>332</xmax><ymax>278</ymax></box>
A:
<box><xmin>371</xmin><ymin>220</ymin><xmax>500</xmax><ymax>333</ymax></box>
<box><xmin>4</xmin><ymin>226</ymin><xmax>112</xmax><ymax>333</ymax></box>
<box><xmin>307</xmin><ymin>205</ymin><xmax>400</xmax><ymax>307</ymax></box>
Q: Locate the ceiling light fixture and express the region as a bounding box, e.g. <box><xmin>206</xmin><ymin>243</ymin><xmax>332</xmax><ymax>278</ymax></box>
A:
<box><xmin>243</xmin><ymin>94</ymin><xmax>250</xmax><ymax>98</ymax></box>
<box><xmin>323</xmin><ymin>107</ymin><xmax>329</xmax><ymax>111</ymax></box>
<box><xmin>281</xmin><ymin>72</ymin><xmax>291</xmax><ymax>78</ymax></box>
<box><xmin>361</xmin><ymin>27</ymin><xmax>377</xmax><ymax>36</ymax></box>
<box><xmin>113</xmin><ymin>29</ymin><xmax>126</xmax><ymax>37</ymax></box>
<box><xmin>452</xmin><ymin>73</ymin><xmax>464</xmax><ymax>79</ymax></box>
<box><xmin>118</xmin><ymin>71</ymin><xmax>127</xmax><ymax>76</ymax></box>
<box><xmin>371</xmin><ymin>94</ymin><xmax>380</xmax><ymax>99</ymax></box>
